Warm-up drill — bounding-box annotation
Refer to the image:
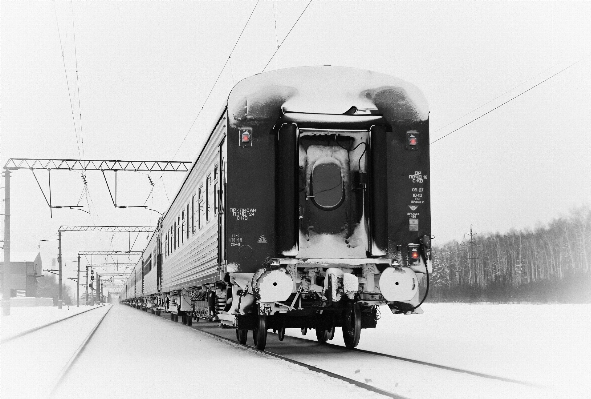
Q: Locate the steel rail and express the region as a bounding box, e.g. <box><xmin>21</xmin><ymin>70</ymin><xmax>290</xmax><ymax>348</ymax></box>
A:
<box><xmin>50</xmin><ymin>305</ymin><xmax>113</xmax><ymax>397</ymax></box>
<box><xmin>152</xmin><ymin>310</ymin><xmax>407</xmax><ymax>399</ymax></box>
<box><xmin>0</xmin><ymin>305</ymin><xmax>105</xmax><ymax>344</ymax></box>
<box><xmin>151</xmin><ymin>309</ymin><xmax>546</xmax><ymax>393</ymax></box>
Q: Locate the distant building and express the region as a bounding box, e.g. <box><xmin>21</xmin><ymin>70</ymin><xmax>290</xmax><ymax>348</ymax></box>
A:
<box><xmin>0</xmin><ymin>253</ymin><xmax>42</xmax><ymax>297</ymax></box>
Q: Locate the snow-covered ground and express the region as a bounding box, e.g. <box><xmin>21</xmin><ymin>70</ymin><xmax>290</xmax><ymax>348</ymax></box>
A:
<box><xmin>0</xmin><ymin>304</ymin><xmax>102</xmax><ymax>342</ymax></box>
<box><xmin>3</xmin><ymin>303</ymin><xmax>589</xmax><ymax>398</ymax></box>
<box><xmin>0</xmin><ymin>305</ymin><xmax>112</xmax><ymax>398</ymax></box>
<box><xmin>54</xmin><ymin>304</ymin><xmax>382</xmax><ymax>399</ymax></box>
<box><xmin>285</xmin><ymin>303</ymin><xmax>591</xmax><ymax>398</ymax></box>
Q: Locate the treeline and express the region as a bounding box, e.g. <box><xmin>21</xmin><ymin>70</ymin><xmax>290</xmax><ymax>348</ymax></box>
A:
<box><xmin>427</xmin><ymin>206</ymin><xmax>591</xmax><ymax>303</ymax></box>
<box><xmin>36</xmin><ymin>274</ymin><xmax>73</xmax><ymax>306</ymax></box>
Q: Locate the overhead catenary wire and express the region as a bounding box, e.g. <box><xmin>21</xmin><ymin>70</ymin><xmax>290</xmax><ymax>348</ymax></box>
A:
<box><xmin>262</xmin><ymin>0</ymin><xmax>314</xmax><ymax>72</ymax></box>
<box><xmin>143</xmin><ymin>1</ymin><xmax>261</xmax><ymax>218</ymax></box>
<box><xmin>430</xmin><ymin>57</ymin><xmax>584</xmax><ymax>145</ymax></box>
<box><xmin>432</xmin><ymin>63</ymin><xmax>560</xmax><ymax>135</ymax></box>
<box><xmin>53</xmin><ymin>2</ymin><xmax>81</xmax><ymax>158</ymax></box>
<box><xmin>171</xmin><ymin>0</ymin><xmax>261</xmax><ymax>162</ymax></box>
<box><xmin>69</xmin><ymin>2</ymin><xmax>96</xmax><ymax>217</ymax></box>
<box><xmin>53</xmin><ymin>2</ymin><xmax>97</xmax><ymax>219</ymax></box>
<box><xmin>70</xmin><ymin>1</ymin><xmax>85</xmax><ymax>158</ymax></box>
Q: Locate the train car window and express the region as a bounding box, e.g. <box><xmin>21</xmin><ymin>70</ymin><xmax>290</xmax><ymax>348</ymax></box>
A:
<box><xmin>177</xmin><ymin>216</ymin><xmax>181</xmax><ymax>248</ymax></box>
<box><xmin>198</xmin><ymin>185</ymin><xmax>204</xmax><ymax>230</ymax></box>
<box><xmin>174</xmin><ymin>221</ymin><xmax>177</xmax><ymax>251</ymax></box>
<box><xmin>192</xmin><ymin>194</ymin><xmax>196</xmax><ymax>234</ymax></box>
<box><xmin>311</xmin><ymin>162</ymin><xmax>345</xmax><ymax>210</ymax></box>
<box><xmin>213</xmin><ymin>165</ymin><xmax>219</xmax><ymax>216</ymax></box>
<box><xmin>181</xmin><ymin>210</ymin><xmax>185</xmax><ymax>245</ymax></box>
<box><xmin>206</xmin><ymin>174</ymin><xmax>211</xmax><ymax>223</ymax></box>
<box><xmin>187</xmin><ymin>203</ymin><xmax>190</xmax><ymax>239</ymax></box>
<box><xmin>165</xmin><ymin>234</ymin><xmax>168</xmax><ymax>257</ymax></box>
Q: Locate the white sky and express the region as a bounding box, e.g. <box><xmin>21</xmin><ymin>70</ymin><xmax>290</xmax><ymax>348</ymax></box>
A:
<box><xmin>2</xmin><ymin>1</ymin><xmax>591</xmax><ymax>288</ymax></box>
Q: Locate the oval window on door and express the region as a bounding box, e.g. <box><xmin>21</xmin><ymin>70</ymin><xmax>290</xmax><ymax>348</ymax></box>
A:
<box><xmin>311</xmin><ymin>162</ymin><xmax>345</xmax><ymax>210</ymax></box>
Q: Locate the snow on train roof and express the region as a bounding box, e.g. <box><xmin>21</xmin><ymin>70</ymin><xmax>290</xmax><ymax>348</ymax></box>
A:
<box><xmin>228</xmin><ymin>66</ymin><xmax>429</xmax><ymax>126</ymax></box>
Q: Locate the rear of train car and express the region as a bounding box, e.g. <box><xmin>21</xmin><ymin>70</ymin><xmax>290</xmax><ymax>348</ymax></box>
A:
<box><xmin>122</xmin><ymin>66</ymin><xmax>432</xmax><ymax>350</ymax></box>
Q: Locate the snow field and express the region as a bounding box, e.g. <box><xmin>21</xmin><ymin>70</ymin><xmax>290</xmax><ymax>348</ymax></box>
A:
<box><xmin>1</xmin><ymin>305</ymin><xmax>103</xmax><ymax>342</ymax></box>
<box><xmin>284</xmin><ymin>303</ymin><xmax>591</xmax><ymax>398</ymax></box>
<box><xmin>0</xmin><ymin>305</ymin><xmax>112</xmax><ymax>399</ymax></box>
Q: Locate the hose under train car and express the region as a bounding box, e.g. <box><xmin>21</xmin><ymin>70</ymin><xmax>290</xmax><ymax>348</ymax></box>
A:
<box><xmin>410</xmin><ymin>260</ymin><xmax>430</xmax><ymax>312</ymax></box>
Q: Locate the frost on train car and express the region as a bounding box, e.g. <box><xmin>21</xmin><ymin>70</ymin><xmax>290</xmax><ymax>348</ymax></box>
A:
<box><xmin>121</xmin><ymin>66</ymin><xmax>432</xmax><ymax>351</ymax></box>
<box><xmin>223</xmin><ymin>67</ymin><xmax>431</xmax><ymax>349</ymax></box>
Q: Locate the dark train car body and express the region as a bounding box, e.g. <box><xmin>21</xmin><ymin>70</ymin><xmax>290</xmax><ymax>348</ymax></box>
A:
<box><xmin>122</xmin><ymin>66</ymin><xmax>432</xmax><ymax>349</ymax></box>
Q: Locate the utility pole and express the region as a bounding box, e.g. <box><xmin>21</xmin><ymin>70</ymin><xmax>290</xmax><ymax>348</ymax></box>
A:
<box><xmin>85</xmin><ymin>266</ymin><xmax>89</xmax><ymax>306</ymax></box>
<box><xmin>97</xmin><ymin>272</ymin><xmax>101</xmax><ymax>304</ymax></box>
<box><xmin>2</xmin><ymin>168</ymin><xmax>11</xmax><ymax>315</ymax></box>
<box><xmin>468</xmin><ymin>226</ymin><xmax>478</xmax><ymax>285</ymax></box>
<box><xmin>77</xmin><ymin>255</ymin><xmax>80</xmax><ymax>307</ymax></box>
<box><xmin>58</xmin><ymin>230</ymin><xmax>63</xmax><ymax>309</ymax></box>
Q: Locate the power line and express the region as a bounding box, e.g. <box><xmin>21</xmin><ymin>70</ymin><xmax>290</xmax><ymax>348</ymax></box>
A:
<box><xmin>430</xmin><ymin>58</ymin><xmax>584</xmax><ymax>145</ymax></box>
<box><xmin>171</xmin><ymin>0</ymin><xmax>261</xmax><ymax>162</ymax></box>
<box><xmin>144</xmin><ymin>2</ymin><xmax>262</xmax><ymax>218</ymax></box>
<box><xmin>70</xmin><ymin>1</ymin><xmax>84</xmax><ymax>158</ymax></box>
<box><xmin>432</xmin><ymin>64</ymin><xmax>559</xmax><ymax>135</ymax></box>
<box><xmin>262</xmin><ymin>0</ymin><xmax>314</xmax><ymax>72</ymax></box>
<box><xmin>53</xmin><ymin>2</ymin><xmax>81</xmax><ymax>157</ymax></box>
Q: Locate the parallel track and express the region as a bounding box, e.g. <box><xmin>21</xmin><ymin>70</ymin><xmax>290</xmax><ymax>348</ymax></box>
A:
<box><xmin>49</xmin><ymin>305</ymin><xmax>113</xmax><ymax>396</ymax></box>
<box><xmin>141</xmin><ymin>307</ymin><xmax>546</xmax><ymax>398</ymax></box>
<box><xmin>1</xmin><ymin>305</ymin><xmax>112</xmax><ymax>399</ymax></box>
<box><xmin>185</xmin><ymin>319</ymin><xmax>408</xmax><ymax>399</ymax></box>
<box><xmin>1</xmin><ymin>305</ymin><xmax>105</xmax><ymax>344</ymax></box>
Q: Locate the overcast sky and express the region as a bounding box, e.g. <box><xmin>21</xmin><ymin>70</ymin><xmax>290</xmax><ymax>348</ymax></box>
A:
<box><xmin>2</xmin><ymin>1</ymin><xmax>590</xmax><ymax>289</ymax></box>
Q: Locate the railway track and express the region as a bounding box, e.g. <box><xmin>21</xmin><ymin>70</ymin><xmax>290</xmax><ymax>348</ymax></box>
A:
<box><xmin>145</xmin><ymin>308</ymin><xmax>555</xmax><ymax>399</ymax></box>
<box><xmin>1</xmin><ymin>305</ymin><xmax>107</xmax><ymax>344</ymax></box>
<box><xmin>49</xmin><ymin>305</ymin><xmax>113</xmax><ymax>396</ymax></box>
<box><xmin>0</xmin><ymin>305</ymin><xmax>112</xmax><ymax>399</ymax></box>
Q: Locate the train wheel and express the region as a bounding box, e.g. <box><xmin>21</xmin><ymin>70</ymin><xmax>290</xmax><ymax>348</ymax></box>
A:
<box><xmin>342</xmin><ymin>303</ymin><xmax>361</xmax><ymax>349</ymax></box>
<box><xmin>315</xmin><ymin>328</ymin><xmax>329</xmax><ymax>343</ymax></box>
<box><xmin>254</xmin><ymin>315</ymin><xmax>268</xmax><ymax>350</ymax></box>
<box><xmin>301</xmin><ymin>328</ymin><xmax>308</xmax><ymax>335</ymax></box>
<box><xmin>277</xmin><ymin>327</ymin><xmax>286</xmax><ymax>341</ymax></box>
<box><xmin>236</xmin><ymin>329</ymin><xmax>248</xmax><ymax>345</ymax></box>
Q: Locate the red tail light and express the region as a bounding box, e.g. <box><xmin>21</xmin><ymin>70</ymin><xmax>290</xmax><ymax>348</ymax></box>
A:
<box><xmin>408</xmin><ymin>244</ymin><xmax>421</xmax><ymax>264</ymax></box>
<box><xmin>241</xmin><ymin>131</ymin><xmax>251</xmax><ymax>143</ymax></box>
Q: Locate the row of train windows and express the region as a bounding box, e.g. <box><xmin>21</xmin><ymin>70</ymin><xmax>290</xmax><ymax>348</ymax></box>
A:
<box><xmin>164</xmin><ymin>165</ymin><xmax>219</xmax><ymax>258</ymax></box>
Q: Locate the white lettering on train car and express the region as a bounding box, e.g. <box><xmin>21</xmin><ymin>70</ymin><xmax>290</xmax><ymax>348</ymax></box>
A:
<box><xmin>230</xmin><ymin>208</ymin><xmax>257</xmax><ymax>220</ymax></box>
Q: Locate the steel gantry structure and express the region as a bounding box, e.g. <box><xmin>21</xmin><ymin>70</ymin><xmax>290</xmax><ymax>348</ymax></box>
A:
<box><xmin>56</xmin><ymin>227</ymin><xmax>153</xmax><ymax>309</ymax></box>
<box><xmin>3</xmin><ymin>158</ymin><xmax>190</xmax><ymax>315</ymax></box>
<box><xmin>77</xmin><ymin>250</ymin><xmax>143</xmax><ymax>307</ymax></box>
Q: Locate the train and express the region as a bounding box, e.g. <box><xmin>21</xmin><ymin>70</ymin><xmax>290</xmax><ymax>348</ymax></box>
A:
<box><xmin>120</xmin><ymin>66</ymin><xmax>432</xmax><ymax>350</ymax></box>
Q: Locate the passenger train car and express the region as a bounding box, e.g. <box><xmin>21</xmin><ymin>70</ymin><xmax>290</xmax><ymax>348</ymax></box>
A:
<box><xmin>121</xmin><ymin>66</ymin><xmax>432</xmax><ymax>350</ymax></box>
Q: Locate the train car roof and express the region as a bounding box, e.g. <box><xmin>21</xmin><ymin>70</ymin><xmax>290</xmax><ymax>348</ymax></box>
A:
<box><xmin>228</xmin><ymin>66</ymin><xmax>429</xmax><ymax>127</ymax></box>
